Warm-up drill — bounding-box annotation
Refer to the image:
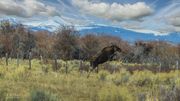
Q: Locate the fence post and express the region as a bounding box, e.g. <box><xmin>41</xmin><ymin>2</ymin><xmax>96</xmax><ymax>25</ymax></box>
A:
<box><xmin>17</xmin><ymin>52</ymin><xmax>19</xmax><ymax>67</ymax></box>
<box><xmin>54</xmin><ymin>54</ymin><xmax>58</xmax><ymax>71</ymax></box>
<box><xmin>40</xmin><ymin>55</ymin><xmax>44</xmax><ymax>70</ymax></box>
<box><xmin>79</xmin><ymin>60</ymin><xmax>83</xmax><ymax>74</ymax></box>
<box><xmin>65</xmin><ymin>61</ymin><xmax>68</xmax><ymax>74</ymax></box>
<box><xmin>159</xmin><ymin>62</ymin><xmax>161</xmax><ymax>72</ymax></box>
<box><xmin>5</xmin><ymin>53</ymin><xmax>8</xmax><ymax>66</ymax></box>
<box><xmin>40</xmin><ymin>55</ymin><xmax>43</xmax><ymax>64</ymax></box>
<box><xmin>29</xmin><ymin>52</ymin><xmax>32</xmax><ymax>70</ymax></box>
<box><xmin>176</xmin><ymin>61</ymin><xmax>179</xmax><ymax>70</ymax></box>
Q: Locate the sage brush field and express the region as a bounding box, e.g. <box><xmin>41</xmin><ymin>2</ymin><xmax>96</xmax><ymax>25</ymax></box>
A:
<box><xmin>0</xmin><ymin>59</ymin><xmax>180</xmax><ymax>101</ymax></box>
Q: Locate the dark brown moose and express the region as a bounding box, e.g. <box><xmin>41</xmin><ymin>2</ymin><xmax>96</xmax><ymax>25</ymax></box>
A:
<box><xmin>89</xmin><ymin>45</ymin><xmax>123</xmax><ymax>74</ymax></box>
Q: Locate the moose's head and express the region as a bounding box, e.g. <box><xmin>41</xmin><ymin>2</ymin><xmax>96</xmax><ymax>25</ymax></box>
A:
<box><xmin>111</xmin><ymin>45</ymin><xmax>122</xmax><ymax>53</ymax></box>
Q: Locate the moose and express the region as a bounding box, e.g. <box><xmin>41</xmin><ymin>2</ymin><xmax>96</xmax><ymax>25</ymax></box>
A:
<box><xmin>88</xmin><ymin>44</ymin><xmax>123</xmax><ymax>77</ymax></box>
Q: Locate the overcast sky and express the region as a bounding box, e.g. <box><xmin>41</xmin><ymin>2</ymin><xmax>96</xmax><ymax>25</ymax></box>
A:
<box><xmin>0</xmin><ymin>0</ymin><xmax>179</xmax><ymax>35</ymax></box>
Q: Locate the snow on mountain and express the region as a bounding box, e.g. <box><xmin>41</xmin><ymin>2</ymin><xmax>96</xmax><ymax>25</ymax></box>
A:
<box><xmin>0</xmin><ymin>17</ymin><xmax>20</xmax><ymax>25</ymax></box>
<box><xmin>23</xmin><ymin>16</ymin><xmax>72</xmax><ymax>32</ymax></box>
<box><xmin>78</xmin><ymin>25</ymin><xmax>180</xmax><ymax>44</ymax></box>
<box><xmin>0</xmin><ymin>17</ymin><xmax>180</xmax><ymax>44</ymax></box>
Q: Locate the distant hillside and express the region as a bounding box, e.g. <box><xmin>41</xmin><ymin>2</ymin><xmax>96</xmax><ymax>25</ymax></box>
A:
<box><xmin>1</xmin><ymin>18</ymin><xmax>180</xmax><ymax>44</ymax></box>
<box><xmin>78</xmin><ymin>25</ymin><xmax>180</xmax><ymax>44</ymax></box>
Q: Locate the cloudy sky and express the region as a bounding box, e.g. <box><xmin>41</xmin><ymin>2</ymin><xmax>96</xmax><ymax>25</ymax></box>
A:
<box><xmin>0</xmin><ymin>0</ymin><xmax>179</xmax><ymax>35</ymax></box>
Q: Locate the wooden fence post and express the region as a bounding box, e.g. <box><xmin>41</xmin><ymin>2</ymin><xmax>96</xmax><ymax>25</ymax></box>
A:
<box><xmin>17</xmin><ymin>52</ymin><xmax>19</xmax><ymax>67</ymax></box>
<box><xmin>54</xmin><ymin>54</ymin><xmax>58</xmax><ymax>71</ymax></box>
<box><xmin>40</xmin><ymin>55</ymin><xmax>44</xmax><ymax>70</ymax></box>
<box><xmin>176</xmin><ymin>61</ymin><xmax>179</xmax><ymax>70</ymax></box>
<box><xmin>40</xmin><ymin>55</ymin><xmax>43</xmax><ymax>64</ymax></box>
<box><xmin>29</xmin><ymin>52</ymin><xmax>32</xmax><ymax>70</ymax></box>
<box><xmin>5</xmin><ymin>53</ymin><xmax>8</xmax><ymax>66</ymax></box>
<box><xmin>159</xmin><ymin>62</ymin><xmax>161</xmax><ymax>72</ymax></box>
<box><xmin>65</xmin><ymin>61</ymin><xmax>68</xmax><ymax>74</ymax></box>
<box><xmin>79</xmin><ymin>60</ymin><xmax>83</xmax><ymax>74</ymax></box>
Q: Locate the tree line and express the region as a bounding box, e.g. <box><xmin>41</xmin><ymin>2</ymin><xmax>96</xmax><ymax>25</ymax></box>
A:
<box><xmin>0</xmin><ymin>20</ymin><xmax>180</xmax><ymax>68</ymax></box>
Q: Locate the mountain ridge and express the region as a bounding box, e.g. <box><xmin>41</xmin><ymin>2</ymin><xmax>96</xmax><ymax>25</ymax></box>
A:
<box><xmin>78</xmin><ymin>25</ymin><xmax>180</xmax><ymax>44</ymax></box>
<box><xmin>0</xmin><ymin>18</ymin><xmax>180</xmax><ymax>44</ymax></box>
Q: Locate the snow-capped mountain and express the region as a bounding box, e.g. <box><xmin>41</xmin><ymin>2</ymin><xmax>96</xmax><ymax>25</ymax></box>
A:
<box><xmin>78</xmin><ymin>25</ymin><xmax>180</xmax><ymax>44</ymax></box>
<box><xmin>1</xmin><ymin>17</ymin><xmax>180</xmax><ymax>44</ymax></box>
<box><xmin>31</xmin><ymin>22</ymin><xmax>180</xmax><ymax>44</ymax></box>
<box><xmin>24</xmin><ymin>16</ymin><xmax>73</xmax><ymax>32</ymax></box>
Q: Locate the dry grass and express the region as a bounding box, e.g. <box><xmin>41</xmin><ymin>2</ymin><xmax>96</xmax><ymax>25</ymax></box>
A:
<box><xmin>0</xmin><ymin>59</ymin><xmax>180</xmax><ymax>101</ymax></box>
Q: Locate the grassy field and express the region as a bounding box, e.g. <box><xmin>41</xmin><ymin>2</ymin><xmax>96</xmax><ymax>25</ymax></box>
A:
<box><xmin>0</xmin><ymin>59</ymin><xmax>180</xmax><ymax>101</ymax></box>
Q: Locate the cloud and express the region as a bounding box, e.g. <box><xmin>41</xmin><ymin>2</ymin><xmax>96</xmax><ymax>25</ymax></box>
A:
<box><xmin>117</xmin><ymin>1</ymin><xmax>180</xmax><ymax>35</ymax></box>
<box><xmin>157</xmin><ymin>3</ymin><xmax>180</xmax><ymax>32</ymax></box>
<box><xmin>72</xmin><ymin>0</ymin><xmax>153</xmax><ymax>21</ymax></box>
<box><xmin>167</xmin><ymin>11</ymin><xmax>180</xmax><ymax>28</ymax></box>
<box><xmin>169</xmin><ymin>17</ymin><xmax>180</xmax><ymax>27</ymax></box>
<box><xmin>118</xmin><ymin>21</ymin><xmax>169</xmax><ymax>36</ymax></box>
<box><xmin>0</xmin><ymin>0</ymin><xmax>59</xmax><ymax>17</ymax></box>
<box><xmin>167</xmin><ymin>14</ymin><xmax>180</xmax><ymax>32</ymax></box>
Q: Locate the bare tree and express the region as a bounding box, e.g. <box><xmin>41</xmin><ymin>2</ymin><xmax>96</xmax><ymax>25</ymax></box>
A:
<box><xmin>53</xmin><ymin>26</ymin><xmax>80</xmax><ymax>60</ymax></box>
<box><xmin>80</xmin><ymin>34</ymin><xmax>100</xmax><ymax>60</ymax></box>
